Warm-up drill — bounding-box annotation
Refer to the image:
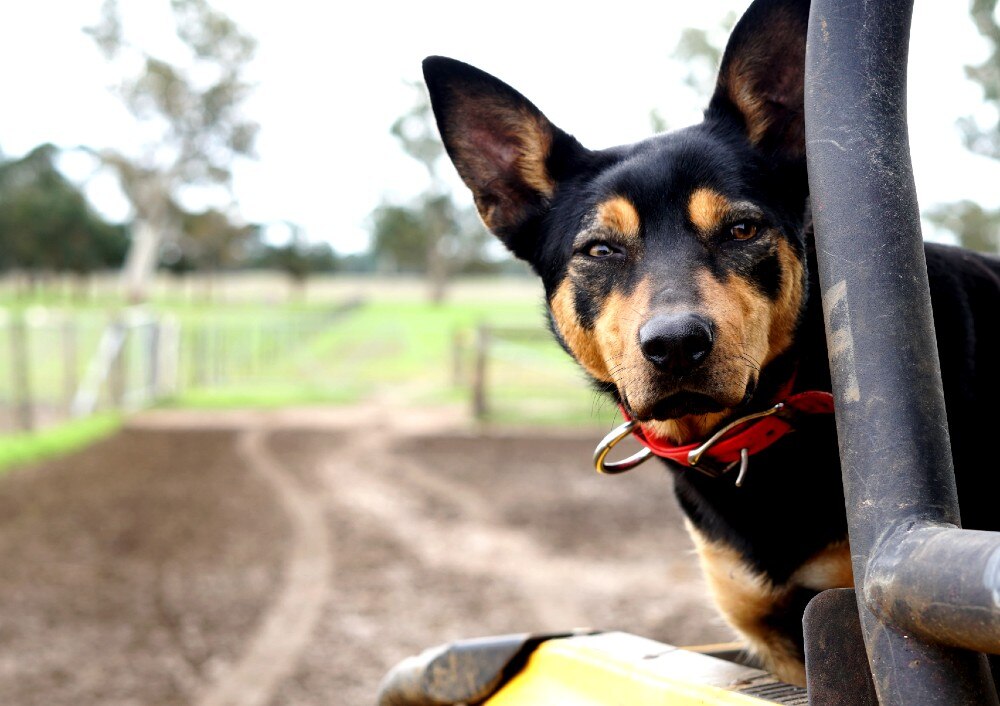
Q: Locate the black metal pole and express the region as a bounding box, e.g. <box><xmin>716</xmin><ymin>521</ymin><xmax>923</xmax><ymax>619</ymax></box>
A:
<box><xmin>805</xmin><ymin>1</ymin><xmax>999</xmax><ymax>703</ymax></box>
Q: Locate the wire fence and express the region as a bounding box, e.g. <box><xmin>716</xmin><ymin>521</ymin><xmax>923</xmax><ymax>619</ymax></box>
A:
<box><xmin>456</xmin><ymin>323</ymin><xmax>612</xmax><ymax>426</ymax></box>
<box><xmin>0</xmin><ymin>304</ymin><xmax>352</xmax><ymax>434</ymax></box>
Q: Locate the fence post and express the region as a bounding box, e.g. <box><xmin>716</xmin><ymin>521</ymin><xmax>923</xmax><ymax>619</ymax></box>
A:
<box><xmin>9</xmin><ymin>310</ymin><xmax>33</xmax><ymax>432</ymax></box>
<box><xmin>193</xmin><ymin>325</ymin><xmax>208</xmax><ymax>387</ymax></box>
<box><xmin>158</xmin><ymin>315</ymin><xmax>180</xmax><ymax>397</ymax></box>
<box><xmin>62</xmin><ymin>313</ymin><xmax>78</xmax><ymax>416</ymax></box>
<box><xmin>451</xmin><ymin>329</ymin><xmax>466</xmax><ymax>387</ymax></box>
<box><xmin>108</xmin><ymin>316</ymin><xmax>127</xmax><ymax>408</ymax></box>
<box><xmin>472</xmin><ymin>324</ymin><xmax>490</xmax><ymax>420</ymax></box>
<box><xmin>147</xmin><ymin>318</ymin><xmax>161</xmax><ymax>404</ymax></box>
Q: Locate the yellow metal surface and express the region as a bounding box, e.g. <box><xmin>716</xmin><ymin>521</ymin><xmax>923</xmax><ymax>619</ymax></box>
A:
<box><xmin>486</xmin><ymin>633</ymin><xmax>777</xmax><ymax>706</ymax></box>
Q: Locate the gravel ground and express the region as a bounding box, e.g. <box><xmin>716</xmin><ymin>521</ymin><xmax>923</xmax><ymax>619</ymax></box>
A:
<box><xmin>0</xmin><ymin>407</ymin><xmax>731</xmax><ymax>705</ymax></box>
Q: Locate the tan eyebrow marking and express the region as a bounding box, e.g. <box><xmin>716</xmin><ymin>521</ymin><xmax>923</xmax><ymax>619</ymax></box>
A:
<box><xmin>595</xmin><ymin>196</ymin><xmax>642</xmax><ymax>243</ymax></box>
<box><xmin>688</xmin><ymin>187</ymin><xmax>732</xmax><ymax>235</ymax></box>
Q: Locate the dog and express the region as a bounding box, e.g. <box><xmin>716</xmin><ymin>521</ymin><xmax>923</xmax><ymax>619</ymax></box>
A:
<box><xmin>422</xmin><ymin>0</ymin><xmax>1000</xmax><ymax>686</ymax></box>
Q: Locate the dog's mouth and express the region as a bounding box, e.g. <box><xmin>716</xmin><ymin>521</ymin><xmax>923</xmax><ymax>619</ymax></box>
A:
<box><xmin>645</xmin><ymin>391</ymin><xmax>725</xmax><ymax>421</ymax></box>
<box><xmin>629</xmin><ymin>376</ymin><xmax>757</xmax><ymax>422</ymax></box>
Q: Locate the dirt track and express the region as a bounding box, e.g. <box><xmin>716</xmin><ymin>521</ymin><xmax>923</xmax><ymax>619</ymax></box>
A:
<box><xmin>0</xmin><ymin>406</ymin><xmax>731</xmax><ymax>705</ymax></box>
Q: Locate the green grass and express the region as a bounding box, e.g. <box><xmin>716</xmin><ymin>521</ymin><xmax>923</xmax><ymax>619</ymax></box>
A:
<box><xmin>301</xmin><ymin>299</ymin><xmax>541</xmax><ymax>384</ymax></box>
<box><xmin>160</xmin><ymin>385</ymin><xmax>357</xmax><ymax>409</ymax></box>
<box><xmin>0</xmin><ymin>413</ymin><xmax>121</xmax><ymax>475</ymax></box>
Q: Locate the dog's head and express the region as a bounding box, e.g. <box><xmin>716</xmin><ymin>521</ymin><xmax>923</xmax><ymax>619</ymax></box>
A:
<box><xmin>424</xmin><ymin>0</ymin><xmax>811</xmax><ymax>442</ymax></box>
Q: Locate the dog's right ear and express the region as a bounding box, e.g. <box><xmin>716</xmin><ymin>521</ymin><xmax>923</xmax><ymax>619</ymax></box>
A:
<box><xmin>708</xmin><ymin>0</ymin><xmax>811</xmax><ymax>159</ymax></box>
<box><xmin>422</xmin><ymin>56</ymin><xmax>586</xmax><ymax>260</ymax></box>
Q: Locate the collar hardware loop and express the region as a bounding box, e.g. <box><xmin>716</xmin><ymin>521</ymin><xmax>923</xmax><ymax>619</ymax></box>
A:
<box><xmin>686</xmin><ymin>402</ymin><xmax>784</xmax><ymax>467</ymax></box>
<box><xmin>593</xmin><ymin>420</ymin><xmax>653</xmax><ymax>474</ymax></box>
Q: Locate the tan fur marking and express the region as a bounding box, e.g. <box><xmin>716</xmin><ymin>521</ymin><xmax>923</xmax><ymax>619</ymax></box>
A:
<box><xmin>549</xmin><ymin>277</ymin><xmax>655</xmax><ymax>390</ymax></box>
<box><xmin>644</xmin><ymin>410</ymin><xmax>730</xmax><ymax>446</ymax></box>
<box><xmin>513</xmin><ymin>108</ymin><xmax>556</xmax><ymax>197</ymax></box>
<box><xmin>695</xmin><ymin>269</ymin><xmax>770</xmax><ymax>401</ymax></box>
<box><xmin>766</xmin><ymin>240</ymin><xmax>805</xmax><ymax>362</ymax></box>
<box><xmin>688</xmin><ymin>187</ymin><xmax>731</xmax><ymax>235</ymax></box>
<box><xmin>593</xmin><ymin>280</ymin><xmax>652</xmax><ymax>391</ymax></box>
<box><xmin>791</xmin><ymin>541</ymin><xmax>854</xmax><ymax>591</ymax></box>
<box><xmin>549</xmin><ymin>280</ymin><xmax>611</xmax><ymax>382</ymax></box>
<box><xmin>729</xmin><ymin>76</ymin><xmax>772</xmax><ymax>146</ymax></box>
<box><xmin>596</xmin><ymin>196</ymin><xmax>642</xmax><ymax>244</ymax></box>
<box><xmin>722</xmin><ymin>8</ymin><xmax>806</xmax><ymax>150</ymax></box>
<box><xmin>686</xmin><ymin>523</ymin><xmax>806</xmax><ymax>686</ymax></box>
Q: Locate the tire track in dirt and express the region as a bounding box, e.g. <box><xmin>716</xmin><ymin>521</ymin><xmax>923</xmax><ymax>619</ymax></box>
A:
<box><xmin>194</xmin><ymin>423</ymin><xmax>331</xmax><ymax>706</ymax></box>
<box><xmin>324</xmin><ymin>426</ymin><xmax>699</xmax><ymax>630</ymax></box>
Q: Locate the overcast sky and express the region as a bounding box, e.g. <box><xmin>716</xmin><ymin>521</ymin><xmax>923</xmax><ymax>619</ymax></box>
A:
<box><xmin>1</xmin><ymin>1</ymin><xmax>996</xmax><ymax>253</ymax></box>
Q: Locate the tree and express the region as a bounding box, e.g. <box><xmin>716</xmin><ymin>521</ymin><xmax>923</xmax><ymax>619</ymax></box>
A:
<box><xmin>960</xmin><ymin>0</ymin><xmax>1000</xmax><ymax>161</ymax></box>
<box><xmin>672</xmin><ymin>16</ymin><xmax>733</xmax><ymax>95</ymax></box>
<box><xmin>370</xmin><ymin>195</ymin><xmax>501</xmax><ymax>276</ymax></box>
<box><xmin>927</xmin><ymin>0</ymin><xmax>1000</xmax><ymax>252</ymax></box>
<box><xmin>373</xmin><ymin>82</ymin><xmax>501</xmax><ymax>295</ymax></box>
<box><xmin>383</xmin><ymin>82</ymin><xmax>503</xmax><ymax>300</ymax></box>
<box><xmin>157</xmin><ymin>206</ymin><xmax>255</xmax><ymax>299</ymax></box>
<box><xmin>390</xmin><ymin>82</ymin><xmax>451</xmax><ymax>301</ymax></box>
<box><xmin>370</xmin><ymin>202</ymin><xmax>432</xmax><ymax>273</ymax></box>
<box><xmin>0</xmin><ymin>145</ymin><xmax>128</xmax><ymax>295</ymax></box>
<box><xmin>927</xmin><ymin>200</ymin><xmax>999</xmax><ymax>253</ymax></box>
<box><xmin>179</xmin><ymin>208</ymin><xmax>255</xmax><ymax>271</ymax></box>
<box><xmin>84</xmin><ymin>0</ymin><xmax>258</xmax><ymax>300</ymax></box>
<box><xmin>652</xmin><ymin>11</ymin><xmax>737</xmax><ymax>133</ymax></box>
<box><xmin>247</xmin><ymin>222</ymin><xmax>339</xmax><ymax>298</ymax></box>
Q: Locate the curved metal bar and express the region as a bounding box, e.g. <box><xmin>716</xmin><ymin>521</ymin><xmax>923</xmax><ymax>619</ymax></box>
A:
<box><xmin>865</xmin><ymin>526</ymin><xmax>1000</xmax><ymax>655</ymax></box>
<box><xmin>806</xmin><ymin>0</ymin><xmax>999</xmax><ymax>702</ymax></box>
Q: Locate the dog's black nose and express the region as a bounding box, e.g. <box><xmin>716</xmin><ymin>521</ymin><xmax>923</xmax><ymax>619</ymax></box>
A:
<box><xmin>639</xmin><ymin>313</ymin><xmax>714</xmax><ymax>375</ymax></box>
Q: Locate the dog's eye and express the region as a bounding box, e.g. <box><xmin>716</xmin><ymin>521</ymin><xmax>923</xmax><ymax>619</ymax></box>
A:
<box><xmin>586</xmin><ymin>243</ymin><xmax>619</xmax><ymax>259</ymax></box>
<box><xmin>729</xmin><ymin>221</ymin><xmax>759</xmax><ymax>241</ymax></box>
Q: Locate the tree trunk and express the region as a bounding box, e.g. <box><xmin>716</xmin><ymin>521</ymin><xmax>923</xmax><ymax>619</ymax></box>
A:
<box><xmin>425</xmin><ymin>195</ymin><xmax>451</xmax><ymax>304</ymax></box>
<box><xmin>427</xmin><ymin>244</ymin><xmax>449</xmax><ymax>304</ymax></box>
<box><xmin>123</xmin><ymin>220</ymin><xmax>161</xmax><ymax>304</ymax></box>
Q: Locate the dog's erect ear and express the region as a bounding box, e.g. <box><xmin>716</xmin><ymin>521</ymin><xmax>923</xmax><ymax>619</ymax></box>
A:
<box><xmin>422</xmin><ymin>56</ymin><xmax>586</xmax><ymax>259</ymax></box>
<box><xmin>709</xmin><ymin>0</ymin><xmax>810</xmax><ymax>158</ymax></box>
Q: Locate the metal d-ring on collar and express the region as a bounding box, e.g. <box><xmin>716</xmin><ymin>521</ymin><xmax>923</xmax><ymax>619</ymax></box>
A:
<box><xmin>593</xmin><ymin>421</ymin><xmax>652</xmax><ymax>475</ymax></box>
<box><xmin>593</xmin><ymin>402</ymin><xmax>785</xmax><ymax>485</ymax></box>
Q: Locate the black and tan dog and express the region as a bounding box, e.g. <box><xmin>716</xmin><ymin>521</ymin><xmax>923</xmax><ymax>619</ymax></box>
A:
<box><xmin>423</xmin><ymin>0</ymin><xmax>1000</xmax><ymax>686</ymax></box>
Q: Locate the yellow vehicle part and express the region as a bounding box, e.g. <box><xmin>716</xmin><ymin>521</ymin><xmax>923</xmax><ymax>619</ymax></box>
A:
<box><xmin>485</xmin><ymin>633</ymin><xmax>807</xmax><ymax>706</ymax></box>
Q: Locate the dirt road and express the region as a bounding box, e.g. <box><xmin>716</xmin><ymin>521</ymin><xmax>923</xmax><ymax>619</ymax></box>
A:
<box><xmin>0</xmin><ymin>406</ymin><xmax>731</xmax><ymax>705</ymax></box>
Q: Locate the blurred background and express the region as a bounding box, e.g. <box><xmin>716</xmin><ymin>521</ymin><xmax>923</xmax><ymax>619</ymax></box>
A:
<box><xmin>0</xmin><ymin>1</ymin><xmax>998</xmax><ymax>704</ymax></box>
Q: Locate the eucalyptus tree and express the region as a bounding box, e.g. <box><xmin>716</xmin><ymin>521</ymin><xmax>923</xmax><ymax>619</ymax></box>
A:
<box><xmin>85</xmin><ymin>0</ymin><xmax>258</xmax><ymax>300</ymax></box>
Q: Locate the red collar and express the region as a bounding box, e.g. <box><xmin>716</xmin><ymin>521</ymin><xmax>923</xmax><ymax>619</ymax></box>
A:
<box><xmin>594</xmin><ymin>385</ymin><xmax>835</xmax><ymax>479</ymax></box>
